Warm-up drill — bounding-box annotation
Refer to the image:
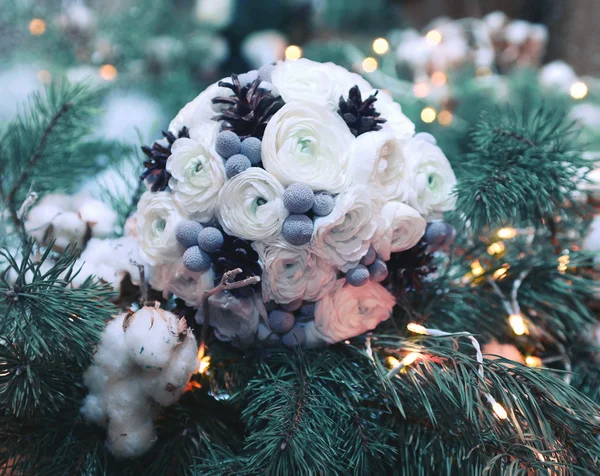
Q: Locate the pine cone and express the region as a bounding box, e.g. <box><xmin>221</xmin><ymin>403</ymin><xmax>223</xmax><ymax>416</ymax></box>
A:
<box><xmin>338</xmin><ymin>86</ymin><xmax>386</xmax><ymax>137</ymax></box>
<box><xmin>212</xmin><ymin>234</ymin><xmax>262</xmax><ymax>298</ymax></box>
<box><xmin>140</xmin><ymin>127</ymin><xmax>189</xmax><ymax>192</ymax></box>
<box><xmin>387</xmin><ymin>240</ymin><xmax>435</xmax><ymax>294</ymax></box>
<box><xmin>212</xmin><ymin>75</ymin><xmax>284</xmax><ymax>139</ymax></box>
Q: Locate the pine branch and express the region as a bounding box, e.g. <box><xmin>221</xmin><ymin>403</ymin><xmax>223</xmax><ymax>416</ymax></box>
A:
<box><xmin>0</xmin><ymin>80</ymin><xmax>101</xmax><ymax>231</ymax></box>
<box><xmin>4</xmin><ymin>102</ymin><xmax>72</xmax><ymax>228</ymax></box>
<box><xmin>450</xmin><ymin>106</ymin><xmax>592</xmax><ymax>233</ymax></box>
<box><xmin>0</xmin><ymin>241</ymin><xmax>116</xmax><ymax>420</ymax></box>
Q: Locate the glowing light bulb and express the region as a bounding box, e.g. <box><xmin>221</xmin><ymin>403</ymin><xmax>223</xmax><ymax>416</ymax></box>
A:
<box><xmin>438</xmin><ymin>109</ymin><xmax>453</xmax><ymax>126</ymax></box>
<box><xmin>525</xmin><ymin>356</ymin><xmax>542</xmax><ymax>367</ymax></box>
<box><xmin>425</xmin><ymin>30</ymin><xmax>442</xmax><ymax>46</ymax></box>
<box><xmin>197</xmin><ymin>355</ymin><xmax>211</xmax><ymax>374</ymax></box>
<box><xmin>509</xmin><ymin>314</ymin><xmax>527</xmax><ymax>336</ymax></box>
<box><xmin>487</xmin><ymin>242</ymin><xmax>505</xmax><ymax>256</ymax></box>
<box><xmin>387</xmin><ymin>356</ymin><xmax>400</xmax><ymax>367</ymax></box>
<box><xmin>99</xmin><ymin>64</ymin><xmax>117</xmax><ymax>81</ymax></box>
<box><xmin>362</xmin><ymin>57</ymin><xmax>378</xmax><ymax>73</ymax></box>
<box><xmin>570</xmin><ymin>81</ymin><xmax>588</xmax><ymax>100</ymax></box>
<box><xmin>421</xmin><ymin>107</ymin><xmax>437</xmax><ymax>123</ymax></box>
<box><xmin>497</xmin><ymin>227</ymin><xmax>517</xmax><ymax>239</ymax></box>
<box><xmin>493</xmin><ymin>268</ymin><xmax>507</xmax><ymax>280</ymax></box>
<box><xmin>407</xmin><ymin>323</ymin><xmax>428</xmax><ymax>335</ymax></box>
<box><xmin>431</xmin><ymin>71</ymin><xmax>447</xmax><ymax>86</ymax></box>
<box><xmin>372</xmin><ymin>38</ymin><xmax>389</xmax><ymax>55</ymax></box>
<box><xmin>285</xmin><ymin>45</ymin><xmax>302</xmax><ymax>61</ymax></box>
<box><xmin>413</xmin><ymin>81</ymin><xmax>430</xmax><ymax>98</ymax></box>
<box><xmin>471</xmin><ymin>260</ymin><xmax>484</xmax><ymax>277</ymax></box>
<box><xmin>492</xmin><ymin>401</ymin><xmax>508</xmax><ymax>420</ymax></box>
<box><xmin>29</xmin><ymin>18</ymin><xmax>46</xmax><ymax>36</ymax></box>
<box><xmin>401</xmin><ymin>352</ymin><xmax>421</xmax><ymax>366</ymax></box>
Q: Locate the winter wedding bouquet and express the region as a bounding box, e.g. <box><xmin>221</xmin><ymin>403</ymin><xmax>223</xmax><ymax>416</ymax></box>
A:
<box><xmin>136</xmin><ymin>58</ymin><xmax>457</xmax><ymax>348</ymax></box>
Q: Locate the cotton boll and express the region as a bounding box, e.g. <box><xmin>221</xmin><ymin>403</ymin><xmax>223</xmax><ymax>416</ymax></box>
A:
<box><xmin>484</xmin><ymin>11</ymin><xmax>508</xmax><ymax>38</ymax></box>
<box><xmin>104</xmin><ymin>378</ymin><xmax>151</xmax><ymax>425</ymax></box>
<box><xmin>93</xmin><ymin>313</ymin><xmax>133</xmax><ymax>378</ymax></box>
<box><xmin>504</xmin><ymin>20</ymin><xmax>531</xmax><ymax>45</ymax></box>
<box><xmin>104</xmin><ymin>379</ymin><xmax>155</xmax><ymax>457</ymax></box>
<box><xmin>50</xmin><ymin>211</ymin><xmax>88</xmax><ymax>251</ymax></box>
<box><xmin>71</xmin><ymin>237</ymin><xmax>146</xmax><ymax>291</ymax></box>
<box><xmin>83</xmin><ymin>364</ymin><xmax>109</xmax><ymax>394</ymax></box>
<box><xmin>539</xmin><ymin>61</ymin><xmax>578</xmax><ymax>92</ymax></box>
<box><xmin>107</xmin><ymin>416</ymin><xmax>156</xmax><ymax>459</ymax></box>
<box><xmin>24</xmin><ymin>203</ymin><xmax>64</xmax><ymax>245</ymax></box>
<box><xmin>124</xmin><ymin>307</ymin><xmax>182</xmax><ymax>369</ymax></box>
<box><xmin>80</xmin><ymin>394</ymin><xmax>107</xmax><ymax>426</ymax></box>
<box><xmin>140</xmin><ymin>333</ymin><xmax>198</xmax><ymax>406</ymax></box>
<box><xmin>77</xmin><ymin>198</ymin><xmax>118</xmax><ymax>238</ymax></box>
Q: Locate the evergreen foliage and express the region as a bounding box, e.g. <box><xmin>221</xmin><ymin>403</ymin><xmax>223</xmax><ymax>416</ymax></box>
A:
<box><xmin>1</xmin><ymin>51</ymin><xmax>600</xmax><ymax>475</ymax></box>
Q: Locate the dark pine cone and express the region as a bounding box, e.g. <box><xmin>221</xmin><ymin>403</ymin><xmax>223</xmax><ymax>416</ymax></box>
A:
<box><xmin>212</xmin><ymin>74</ymin><xmax>284</xmax><ymax>139</ymax></box>
<box><xmin>387</xmin><ymin>240</ymin><xmax>436</xmax><ymax>295</ymax></box>
<box><xmin>140</xmin><ymin>127</ymin><xmax>189</xmax><ymax>192</ymax></box>
<box><xmin>212</xmin><ymin>234</ymin><xmax>262</xmax><ymax>298</ymax></box>
<box><xmin>338</xmin><ymin>85</ymin><xmax>386</xmax><ymax>137</ymax></box>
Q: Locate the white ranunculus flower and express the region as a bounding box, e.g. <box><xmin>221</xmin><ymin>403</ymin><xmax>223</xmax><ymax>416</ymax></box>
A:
<box><xmin>217</xmin><ymin>167</ymin><xmax>287</xmax><ymax>241</ymax></box>
<box><xmin>374</xmin><ymin>202</ymin><xmax>426</xmax><ymax>261</ymax></box>
<box><xmin>330</xmin><ymin>63</ymin><xmax>375</xmax><ymax>101</ymax></box>
<box><xmin>271</xmin><ymin>58</ymin><xmax>343</xmax><ymax>108</ymax></box>
<box><xmin>167</xmin><ymin>130</ymin><xmax>226</xmax><ymax>222</ymax></box>
<box><xmin>253</xmin><ymin>239</ymin><xmax>337</xmax><ymax>304</ymax></box>
<box><xmin>349</xmin><ymin>128</ymin><xmax>410</xmax><ymax>202</ymax></box>
<box><xmin>312</xmin><ymin>280</ymin><xmax>395</xmax><ymax>344</ymax></box>
<box><xmin>373</xmin><ymin>90</ymin><xmax>415</xmax><ymax>144</ymax></box>
<box><xmin>136</xmin><ymin>191</ymin><xmax>186</xmax><ymax>266</ymax></box>
<box><xmin>262</xmin><ymin>102</ymin><xmax>353</xmax><ymax>192</ymax></box>
<box><xmin>313</xmin><ymin>186</ymin><xmax>381</xmax><ymax>272</ymax></box>
<box><xmin>149</xmin><ymin>261</ymin><xmax>214</xmax><ymax>307</ymax></box>
<box><xmin>168</xmin><ymin>78</ymin><xmax>233</xmax><ymax>134</ymax></box>
<box><xmin>404</xmin><ymin>137</ymin><xmax>457</xmax><ymax>220</ymax></box>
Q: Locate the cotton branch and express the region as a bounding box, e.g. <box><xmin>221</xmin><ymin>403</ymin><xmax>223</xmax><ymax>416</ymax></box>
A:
<box><xmin>197</xmin><ymin>268</ymin><xmax>261</xmax><ymax>359</ymax></box>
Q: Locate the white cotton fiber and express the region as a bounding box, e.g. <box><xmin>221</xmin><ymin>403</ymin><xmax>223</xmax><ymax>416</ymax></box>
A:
<box><xmin>80</xmin><ymin>394</ymin><xmax>107</xmax><ymax>426</ymax></box>
<box><xmin>124</xmin><ymin>307</ymin><xmax>181</xmax><ymax>369</ymax></box>
<box><xmin>82</xmin><ymin>364</ymin><xmax>109</xmax><ymax>394</ymax></box>
<box><xmin>50</xmin><ymin>211</ymin><xmax>87</xmax><ymax>251</ymax></box>
<box><xmin>106</xmin><ymin>416</ymin><xmax>156</xmax><ymax>459</ymax></box>
<box><xmin>81</xmin><ymin>307</ymin><xmax>198</xmax><ymax>459</ymax></box>
<box><xmin>77</xmin><ymin>197</ymin><xmax>118</xmax><ymax>238</ymax></box>
<box><xmin>93</xmin><ymin>313</ymin><xmax>133</xmax><ymax>377</ymax></box>
<box><xmin>140</xmin><ymin>333</ymin><xmax>198</xmax><ymax>406</ymax></box>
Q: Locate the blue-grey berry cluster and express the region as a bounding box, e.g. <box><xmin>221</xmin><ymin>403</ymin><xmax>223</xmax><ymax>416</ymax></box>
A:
<box><xmin>226</xmin><ymin>154</ymin><xmax>251</xmax><ymax>178</ymax></box>
<box><xmin>216</xmin><ymin>130</ymin><xmax>264</xmax><ymax>179</ymax></box>
<box><xmin>282</xmin><ymin>214</ymin><xmax>313</xmax><ymax>246</ymax></box>
<box><xmin>280</xmin><ymin>184</ymin><xmax>337</xmax><ymax>246</ymax></box>
<box><xmin>215</xmin><ymin>130</ymin><xmax>241</xmax><ymax>159</ymax></box>
<box><xmin>176</xmin><ymin>221</ymin><xmax>226</xmax><ymax>272</ymax></box>
<box><xmin>266</xmin><ymin>299</ymin><xmax>316</xmax><ymax>347</ymax></box>
<box><xmin>345</xmin><ymin>247</ymin><xmax>389</xmax><ymax>287</ymax></box>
